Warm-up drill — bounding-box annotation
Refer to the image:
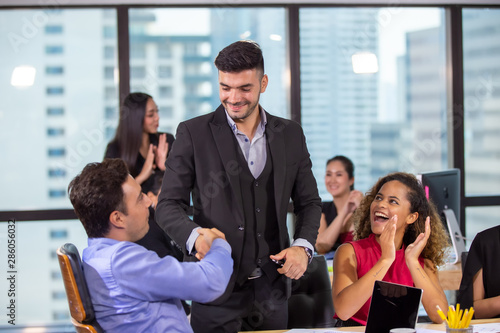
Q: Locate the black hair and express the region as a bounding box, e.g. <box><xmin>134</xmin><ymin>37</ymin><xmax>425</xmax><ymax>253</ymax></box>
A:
<box><xmin>68</xmin><ymin>158</ymin><xmax>129</xmax><ymax>238</ymax></box>
<box><xmin>214</xmin><ymin>40</ymin><xmax>264</xmax><ymax>76</ymax></box>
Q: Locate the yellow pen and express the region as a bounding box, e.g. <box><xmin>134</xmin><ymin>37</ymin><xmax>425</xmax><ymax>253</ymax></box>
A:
<box><xmin>457</xmin><ymin>309</ymin><xmax>464</xmax><ymax>328</ymax></box>
<box><xmin>448</xmin><ymin>305</ymin><xmax>456</xmax><ymax>328</ymax></box>
<box><xmin>459</xmin><ymin>309</ymin><xmax>468</xmax><ymax>328</ymax></box>
<box><xmin>436</xmin><ymin>305</ymin><xmax>449</xmax><ymax>325</ymax></box>
<box><xmin>464</xmin><ymin>308</ymin><xmax>474</xmax><ymax>328</ymax></box>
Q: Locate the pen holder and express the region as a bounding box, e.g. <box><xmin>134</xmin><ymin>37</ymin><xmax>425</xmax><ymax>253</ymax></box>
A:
<box><xmin>445</xmin><ymin>325</ymin><xmax>473</xmax><ymax>333</ymax></box>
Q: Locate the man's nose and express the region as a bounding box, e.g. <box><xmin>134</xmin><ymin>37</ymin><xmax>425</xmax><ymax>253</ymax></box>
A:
<box><xmin>226</xmin><ymin>89</ymin><xmax>240</xmax><ymax>103</ymax></box>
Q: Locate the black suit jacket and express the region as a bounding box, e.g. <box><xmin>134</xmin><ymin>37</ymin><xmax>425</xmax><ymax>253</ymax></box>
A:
<box><xmin>156</xmin><ymin>105</ymin><xmax>321</xmax><ymax>303</ymax></box>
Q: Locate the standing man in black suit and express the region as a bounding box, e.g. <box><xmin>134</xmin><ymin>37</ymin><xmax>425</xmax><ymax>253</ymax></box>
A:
<box><xmin>156</xmin><ymin>40</ymin><xmax>321</xmax><ymax>332</ymax></box>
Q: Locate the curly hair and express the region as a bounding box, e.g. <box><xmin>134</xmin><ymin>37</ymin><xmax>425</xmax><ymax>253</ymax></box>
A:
<box><xmin>352</xmin><ymin>172</ymin><xmax>450</xmax><ymax>267</ymax></box>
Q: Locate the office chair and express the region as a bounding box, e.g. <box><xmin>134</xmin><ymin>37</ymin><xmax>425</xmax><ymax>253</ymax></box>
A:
<box><xmin>57</xmin><ymin>243</ymin><xmax>104</xmax><ymax>333</ymax></box>
<box><xmin>287</xmin><ymin>255</ymin><xmax>336</xmax><ymax>328</ymax></box>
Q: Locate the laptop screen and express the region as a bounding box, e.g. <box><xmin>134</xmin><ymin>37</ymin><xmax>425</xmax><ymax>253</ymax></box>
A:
<box><xmin>365</xmin><ymin>281</ymin><xmax>423</xmax><ymax>333</ymax></box>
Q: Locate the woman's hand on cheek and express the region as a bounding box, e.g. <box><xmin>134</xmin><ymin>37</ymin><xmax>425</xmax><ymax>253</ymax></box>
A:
<box><xmin>380</xmin><ymin>215</ymin><xmax>397</xmax><ymax>262</ymax></box>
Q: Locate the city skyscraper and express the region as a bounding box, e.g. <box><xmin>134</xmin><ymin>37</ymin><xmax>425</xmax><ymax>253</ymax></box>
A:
<box><xmin>300</xmin><ymin>8</ymin><xmax>379</xmax><ymax>197</ymax></box>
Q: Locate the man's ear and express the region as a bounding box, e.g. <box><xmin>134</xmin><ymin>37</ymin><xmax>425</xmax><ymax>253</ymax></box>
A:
<box><xmin>109</xmin><ymin>210</ymin><xmax>125</xmax><ymax>229</ymax></box>
<box><xmin>260</xmin><ymin>74</ymin><xmax>268</xmax><ymax>93</ymax></box>
<box><xmin>406</xmin><ymin>212</ymin><xmax>419</xmax><ymax>225</ymax></box>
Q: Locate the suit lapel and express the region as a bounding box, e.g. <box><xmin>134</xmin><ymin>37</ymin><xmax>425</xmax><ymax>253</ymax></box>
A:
<box><xmin>210</xmin><ymin>106</ymin><xmax>245</xmax><ymax>223</ymax></box>
<box><xmin>266</xmin><ymin>113</ymin><xmax>286</xmax><ymax>220</ymax></box>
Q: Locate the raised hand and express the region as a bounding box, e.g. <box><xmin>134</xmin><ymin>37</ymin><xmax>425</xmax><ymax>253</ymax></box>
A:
<box><xmin>405</xmin><ymin>216</ymin><xmax>430</xmax><ymax>265</ymax></box>
<box><xmin>136</xmin><ymin>144</ymin><xmax>155</xmax><ymax>185</ymax></box>
<box><xmin>346</xmin><ymin>190</ymin><xmax>363</xmax><ymax>214</ymax></box>
<box><xmin>380</xmin><ymin>215</ymin><xmax>397</xmax><ymax>262</ymax></box>
<box><xmin>155</xmin><ymin>133</ymin><xmax>168</xmax><ymax>171</ymax></box>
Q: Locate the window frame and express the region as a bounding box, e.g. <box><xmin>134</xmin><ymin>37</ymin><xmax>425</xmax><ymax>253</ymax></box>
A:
<box><xmin>0</xmin><ymin>2</ymin><xmax>498</xmax><ymax>240</ymax></box>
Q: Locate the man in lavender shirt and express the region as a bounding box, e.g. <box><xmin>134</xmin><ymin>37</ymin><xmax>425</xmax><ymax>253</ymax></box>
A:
<box><xmin>68</xmin><ymin>158</ymin><xmax>233</xmax><ymax>333</ymax></box>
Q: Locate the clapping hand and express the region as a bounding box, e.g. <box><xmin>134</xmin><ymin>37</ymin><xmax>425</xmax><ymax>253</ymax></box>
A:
<box><xmin>343</xmin><ymin>190</ymin><xmax>364</xmax><ymax>226</ymax></box>
<box><xmin>380</xmin><ymin>215</ymin><xmax>397</xmax><ymax>262</ymax></box>
<box><xmin>154</xmin><ymin>133</ymin><xmax>168</xmax><ymax>171</ymax></box>
<box><xmin>405</xmin><ymin>216</ymin><xmax>430</xmax><ymax>265</ymax></box>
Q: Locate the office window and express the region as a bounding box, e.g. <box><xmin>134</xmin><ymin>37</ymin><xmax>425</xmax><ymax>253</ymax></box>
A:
<box><xmin>158</xmin><ymin>65</ymin><xmax>172</xmax><ymax>78</ymax></box>
<box><xmin>158</xmin><ymin>44</ymin><xmax>171</xmax><ymax>58</ymax></box>
<box><xmin>159</xmin><ymin>86</ymin><xmax>173</xmax><ymax>98</ymax></box>
<box><xmin>300</xmin><ymin>8</ymin><xmax>447</xmax><ymax>198</ymax></box>
<box><xmin>47</xmin><ymin>127</ymin><xmax>65</xmax><ymax>137</ymax></box>
<box><xmin>48</xmin><ymin>168</ymin><xmax>66</xmax><ymax>177</ymax></box>
<box><xmin>104</xmin><ymin>66</ymin><xmax>114</xmax><ymax>79</ymax></box>
<box><xmin>45</xmin><ymin>25</ymin><xmax>63</xmax><ymax>34</ymax></box>
<box><xmin>46</xmin><ymin>66</ymin><xmax>64</xmax><ymax>75</ymax></box>
<box><xmin>159</xmin><ymin>105</ymin><xmax>173</xmax><ymax>118</ymax></box>
<box><xmin>105</xmin><ymin>86</ymin><xmax>117</xmax><ymax>100</ymax></box>
<box><xmin>463</xmin><ymin>8</ymin><xmax>500</xmax><ymax>197</ymax></box>
<box><xmin>47</xmin><ymin>148</ymin><xmax>65</xmax><ymax>157</ymax></box>
<box><xmin>106</xmin><ymin>126</ymin><xmax>116</xmax><ymax>141</ymax></box>
<box><xmin>52</xmin><ymin>311</ymin><xmax>70</xmax><ymax>321</ymax></box>
<box><xmin>46</xmin><ymin>87</ymin><xmax>64</xmax><ymax>95</ymax></box>
<box><xmin>129</xmin><ymin>7</ymin><xmax>288</xmax><ymax>126</ymax></box>
<box><xmin>105</xmin><ymin>106</ymin><xmax>117</xmax><ymax>119</ymax></box>
<box><xmin>0</xmin><ymin>219</ymin><xmax>87</xmax><ymax>325</ymax></box>
<box><xmin>45</xmin><ymin>45</ymin><xmax>64</xmax><ymax>54</ymax></box>
<box><xmin>462</xmin><ymin>8</ymin><xmax>500</xmax><ymax>234</ymax></box>
<box><xmin>104</xmin><ymin>45</ymin><xmax>115</xmax><ymax>59</ymax></box>
<box><xmin>184</xmin><ymin>42</ymin><xmax>198</xmax><ymax>56</ymax></box>
<box><xmin>465</xmin><ymin>206</ymin><xmax>500</xmax><ymax>245</ymax></box>
<box><xmin>50</xmin><ymin>229</ymin><xmax>68</xmax><ymax>239</ymax></box>
<box><xmin>131</xmin><ymin>66</ymin><xmax>146</xmax><ymax>79</ymax></box>
<box><xmin>47</xmin><ymin>107</ymin><xmax>64</xmax><ymax>116</ymax></box>
<box><xmin>48</xmin><ymin>189</ymin><xmax>66</xmax><ymax>198</ymax></box>
<box><xmin>0</xmin><ymin>9</ymin><xmax>117</xmax><ymax>212</ymax></box>
<box><xmin>52</xmin><ymin>291</ymin><xmax>67</xmax><ymax>300</ymax></box>
<box><xmin>130</xmin><ymin>44</ymin><xmax>146</xmax><ymax>58</ymax></box>
<box><xmin>51</xmin><ymin>270</ymin><xmax>63</xmax><ymax>279</ymax></box>
<box><xmin>103</xmin><ymin>25</ymin><xmax>115</xmax><ymax>39</ymax></box>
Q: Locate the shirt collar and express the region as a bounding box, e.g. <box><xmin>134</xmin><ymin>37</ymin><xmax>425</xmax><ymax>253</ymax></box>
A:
<box><xmin>225</xmin><ymin>107</ymin><xmax>268</xmax><ymax>134</ymax></box>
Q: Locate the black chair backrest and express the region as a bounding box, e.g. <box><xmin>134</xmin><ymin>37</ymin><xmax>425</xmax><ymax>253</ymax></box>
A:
<box><xmin>287</xmin><ymin>255</ymin><xmax>336</xmax><ymax>328</ymax></box>
<box><xmin>57</xmin><ymin>243</ymin><xmax>104</xmax><ymax>333</ymax></box>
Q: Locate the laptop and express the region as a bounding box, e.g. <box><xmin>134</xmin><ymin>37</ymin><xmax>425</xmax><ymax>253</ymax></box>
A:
<box><xmin>365</xmin><ymin>281</ymin><xmax>423</xmax><ymax>333</ymax></box>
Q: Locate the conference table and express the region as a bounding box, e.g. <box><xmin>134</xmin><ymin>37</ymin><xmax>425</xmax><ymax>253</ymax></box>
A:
<box><xmin>244</xmin><ymin>318</ymin><xmax>500</xmax><ymax>332</ymax></box>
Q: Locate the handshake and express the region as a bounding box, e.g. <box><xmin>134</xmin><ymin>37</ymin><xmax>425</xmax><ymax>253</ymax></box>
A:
<box><xmin>195</xmin><ymin>228</ymin><xmax>227</xmax><ymax>260</ymax></box>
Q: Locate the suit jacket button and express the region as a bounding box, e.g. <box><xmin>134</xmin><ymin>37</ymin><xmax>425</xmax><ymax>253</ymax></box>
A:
<box><xmin>238</xmin><ymin>225</ymin><xmax>244</xmax><ymax>231</ymax></box>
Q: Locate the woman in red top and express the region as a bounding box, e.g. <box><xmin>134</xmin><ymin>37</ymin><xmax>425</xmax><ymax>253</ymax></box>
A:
<box><xmin>332</xmin><ymin>172</ymin><xmax>449</xmax><ymax>326</ymax></box>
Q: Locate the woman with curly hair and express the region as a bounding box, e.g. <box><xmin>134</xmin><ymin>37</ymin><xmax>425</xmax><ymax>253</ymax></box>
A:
<box><xmin>332</xmin><ymin>172</ymin><xmax>450</xmax><ymax>326</ymax></box>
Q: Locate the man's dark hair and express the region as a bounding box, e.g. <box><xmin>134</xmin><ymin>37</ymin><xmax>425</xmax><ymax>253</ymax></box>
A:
<box><xmin>214</xmin><ymin>40</ymin><xmax>264</xmax><ymax>76</ymax></box>
<box><xmin>68</xmin><ymin>158</ymin><xmax>129</xmax><ymax>238</ymax></box>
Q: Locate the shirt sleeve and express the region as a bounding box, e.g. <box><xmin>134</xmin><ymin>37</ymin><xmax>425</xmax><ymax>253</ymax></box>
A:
<box><xmin>110</xmin><ymin>239</ymin><xmax>233</xmax><ymax>303</ymax></box>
